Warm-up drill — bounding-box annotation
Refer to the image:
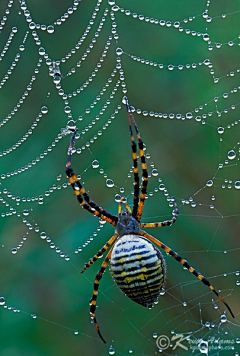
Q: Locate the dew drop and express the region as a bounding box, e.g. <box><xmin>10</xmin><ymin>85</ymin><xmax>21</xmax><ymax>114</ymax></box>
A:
<box><xmin>106</xmin><ymin>179</ymin><xmax>114</xmax><ymax>188</ymax></box>
<box><xmin>92</xmin><ymin>160</ymin><xmax>99</xmax><ymax>168</ymax></box>
<box><xmin>40</xmin><ymin>232</ymin><xmax>47</xmax><ymax>239</ymax></box>
<box><xmin>47</xmin><ymin>25</ymin><xmax>54</xmax><ymax>34</ymax></box>
<box><xmin>109</xmin><ymin>346</ymin><xmax>115</xmax><ymax>355</ymax></box>
<box><xmin>64</xmin><ymin>106</ymin><xmax>71</xmax><ymax>114</ymax></box>
<box><xmin>228</xmin><ymin>150</ymin><xmax>236</xmax><ymax>160</ymax></box>
<box><xmin>0</xmin><ymin>297</ymin><xmax>6</xmax><ymax>305</ymax></box>
<box><xmin>217</xmin><ymin>127</ymin><xmax>224</xmax><ymax>134</ymax></box>
<box><xmin>198</xmin><ymin>340</ymin><xmax>208</xmax><ymax>353</ymax></box>
<box><xmin>23</xmin><ymin>209</ymin><xmax>29</xmax><ymax>216</ymax></box>
<box><xmin>67</xmin><ymin>120</ymin><xmax>76</xmax><ymax>131</ymax></box>
<box><xmin>11</xmin><ymin>248</ymin><xmax>17</xmax><ymax>254</ymax></box>
<box><xmin>206</xmin><ymin>180</ymin><xmax>213</xmax><ymax>187</ymax></box>
<box><xmin>152</xmin><ymin>332</ymin><xmax>158</xmax><ymax>339</ymax></box>
<box><xmin>39</xmin><ymin>47</ymin><xmax>45</xmax><ymax>55</ymax></box>
<box><xmin>122</xmin><ymin>96</ymin><xmax>128</xmax><ymax>105</ymax></box>
<box><xmin>116</xmin><ymin>47</ymin><xmax>123</xmax><ymax>56</ymax></box>
<box><xmin>151</xmin><ymin>169</ymin><xmax>158</xmax><ymax>176</ymax></box>
<box><xmin>74</xmin><ymin>330</ymin><xmax>79</xmax><ymax>335</ymax></box>
<box><xmin>115</xmin><ymin>194</ymin><xmax>121</xmax><ymax>202</ymax></box>
<box><xmin>220</xmin><ymin>314</ymin><xmax>227</xmax><ymax>323</ymax></box>
<box><xmin>203</xmin><ymin>33</ymin><xmax>210</xmax><ymax>41</ymax></box>
<box><xmin>41</xmin><ymin>106</ymin><xmax>48</xmax><ymax>114</ymax></box>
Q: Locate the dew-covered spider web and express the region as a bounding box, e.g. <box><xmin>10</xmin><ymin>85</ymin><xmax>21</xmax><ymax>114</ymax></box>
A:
<box><xmin>0</xmin><ymin>0</ymin><xmax>240</xmax><ymax>355</ymax></box>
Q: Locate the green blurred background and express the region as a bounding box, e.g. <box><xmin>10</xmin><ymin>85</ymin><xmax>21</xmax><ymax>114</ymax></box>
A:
<box><xmin>0</xmin><ymin>1</ymin><xmax>239</xmax><ymax>355</ymax></box>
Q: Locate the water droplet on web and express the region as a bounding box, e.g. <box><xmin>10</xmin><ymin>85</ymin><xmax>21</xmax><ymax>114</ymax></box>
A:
<box><xmin>108</xmin><ymin>0</ymin><xmax>115</xmax><ymax>5</ymax></box>
<box><xmin>122</xmin><ymin>96</ymin><xmax>128</xmax><ymax>105</ymax></box>
<box><xmin>203</xmin><ymin>33</ymin><xmax>209</xmax><ymax>41</ymax></box>
<box><xmin>109</xmin><ymin>346</ymin><xmax>115</xmax><ymax>355</ymax></box>
<box><xmin>106</xmin><ymin>179</ymin><xmax>114</xmax><ymax>188</ymax></box>
<box><xmin>116</xmin><ymin>47</ymin><xmax>123</xmax><ymax>56</ymax></box>
<box><xmin>23</xmin><ymin>209</ymin><xmax>29</xmax><ymax>216</ymax></box>
<box><xmin>74</xmin><ymin>330</ymin><xmax>79</xmax><ymax>335</ymax></box>
<box><xmin>41</xmin><ymin>106</ymin><xmax>48</xmax><ymax>114</ymax></box>
<box><xmin>217</xmin><ymin>127</ymin><xmax>224</xmax><ymax>134</ymax></box>
<box><xmin>128</xmin><ymin>349</ymin><xmax>133</xmax><ymax>354</ymax></box>
<box><xmin>40</xmin><ymin>232</ymin><xmax>47</xmax><ymax>239</ymax></box>
<box><xmin>92</xmin><ymin>160</ymin><xmax>99</xmax><ymax>168</ymax></box>
<box><xmin>67</xmin><ymin>120</ymin><xmax>76</xmax><ymax>131</ymax></box>
<box><xmin>115</xmin><ymin>194</ymin><xmax>121</xmax><ymax>202</ymax></box>
<box><xmin>151</xmin><ymin>169</ymin><xmax>158</xmax><ymax>176</ymax></box>
<box><xmin>159</xmin><ymin>184</ymin><xmax>165</xmax><ymax>190</ymax></box>
<box><xmin>152</xmin><ymin>332</ymin><xmax>158</xmax><ymax>338</ymax></box>
<box><xmin>64</xmin><ymin>106</ymin><xmax>71</xmax><ymax>114</ymax></box>
<box><xmin>11</xmin><ymin>248</ymin><xmax>17</xmax><ymax>254</ymax></box>
<box><xmin>206</xmin><ymin>180</ymin><xmax>213</xmax><ymax>187</ymax></box>
<box><xmin>198</xmin><ymin>340</ymin><xmax>208</xmax><ymax>353</ymax></box>
<box><xmin>228</xmin><ymin>150</ymin><xmax>236</xmax><ymax>160</ymax></box>
<box><xmin>39</xmin><ymin>47</ymin><xmax>45</xmax><ymax>55</ymax></box>
<box><xmin>47</xmin><ymin>25</ymin><xmax>54</xmax><ymax>34</ymax></box>
<box><xmin>220</xmin><ymin>314</ymin><xmax>227</xmax><ymax>323</ymax></box>
<box><xmin>236</xmin><ymin>280</ymin><xmax>240</xmax><ymax>286</ymax></box>
<box><xmin>182</xmin><ymin>301</ymin><xmax>187</xmax><ymax>307</ymax></box>
<box><xmin>0</xmin><ymin>297</ymin><xmax>6</xmax><ymax>305</ymax></box>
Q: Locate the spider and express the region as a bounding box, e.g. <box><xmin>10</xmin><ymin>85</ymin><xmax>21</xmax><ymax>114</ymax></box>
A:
<box><xmin>65</xmin><ymin>97</ymin><xmax>234</xmax><ymax>343</ymax></box>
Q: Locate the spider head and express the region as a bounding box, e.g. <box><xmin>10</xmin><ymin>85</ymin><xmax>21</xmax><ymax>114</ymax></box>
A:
<box><xmin>116</xmin><ymin>210</ymin><xmax>141</xmax><ymax>237</ymax></box>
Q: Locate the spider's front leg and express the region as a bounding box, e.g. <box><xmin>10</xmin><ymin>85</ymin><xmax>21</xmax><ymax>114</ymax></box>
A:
<box><xmin>65</xmin><ymin>129</ymin><xmax>118</xmax><ymax>226</ymax></box>
<box><xmin>81</xmin><ymin>233</ymin><xmax>118</xmax><ymax>273</ymax></box>
<box><xmin>140</xmin><ymin>197</ymin><xmax>179</xmax><ymax>228</ymax></box>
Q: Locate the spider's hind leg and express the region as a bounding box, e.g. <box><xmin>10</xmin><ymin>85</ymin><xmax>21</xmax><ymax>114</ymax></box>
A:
<box><xmin>89</xmin><ymin>246</ymin><xmax>114</xmax><ymax>343</ymax></box>
<box><xmin>140</xmin><ymin>230</ymin><xmax>234</xmax><ymax>318</ymax></box>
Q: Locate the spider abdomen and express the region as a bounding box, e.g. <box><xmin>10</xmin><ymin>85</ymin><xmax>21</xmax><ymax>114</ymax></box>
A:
<box><xmin>110</xmin><ymin>235</ymin><xmax>165</xmax><ymax>308</ymax></box>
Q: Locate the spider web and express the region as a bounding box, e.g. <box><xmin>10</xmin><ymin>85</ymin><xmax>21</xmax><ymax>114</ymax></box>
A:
<box><xmin>0</xmin><ymin>0</ymin><xmax>239</xmax><ymax>355</ymax></box>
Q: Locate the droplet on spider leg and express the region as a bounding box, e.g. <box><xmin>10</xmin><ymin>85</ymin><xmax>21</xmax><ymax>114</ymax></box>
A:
<box><xmin>66</xmin><ymin>120</ymin><xmax>76</xmax><ymax>131</ymax></box>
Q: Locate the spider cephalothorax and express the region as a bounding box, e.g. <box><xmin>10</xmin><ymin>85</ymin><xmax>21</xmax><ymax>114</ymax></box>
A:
<box><xmin>116</xmin><ymin>209</ymin><xmax>141</xmax><ymax>237</ymax></box>
<box><xmin>65</xmin><ymin>96</ymin><xmax>234</xmax><ymax>343</ymax></box>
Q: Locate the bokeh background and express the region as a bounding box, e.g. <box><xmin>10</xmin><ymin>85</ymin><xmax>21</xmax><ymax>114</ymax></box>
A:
<box><xmin>0</xmin><ymin>1</ymin><xmax>239</xmax><ymax>355</ymax></box>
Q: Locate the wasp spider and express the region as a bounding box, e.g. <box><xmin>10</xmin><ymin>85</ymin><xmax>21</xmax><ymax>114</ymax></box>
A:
<box><xmin>65</xmin><ymin>97</ymin><xmax>234</xmax><ymax>343</ymax></box>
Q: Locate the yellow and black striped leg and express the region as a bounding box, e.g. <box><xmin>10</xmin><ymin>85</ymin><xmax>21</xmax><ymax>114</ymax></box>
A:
<box><xmin>66</xmin><ymin>130</ymin><xmax>118</xmax><ymax>226</ymax></box>
<box><xmin>126</xmin><ymin>102</ymin><xmax>148</xmax><ymax>221</ymax></box>
<box><xmin>141</xmin><ymin>197</ymin><xmax>179</xmax><ymax>228</ymax></box>
<box><xmin>140</xmin><ymin>230</ymin><xmax>235</xmax><ymax>318</ymax></box>
<box><xmin>126</xmin><ymin>104</ymin><xmax>140</xmax><ymax>218</ymax></box>
<box><xmin>81</xmin><ymin>233</ymin><xmax>118</xmax><ymax>273</ymax></box>
<box><xmin>66</xmin><ymin>166</ymin><xmax>118</xmax><ymax>226</ymax></box>
<box><xmin>89</xmin><ymin>247</ymin><xmax>114</xmax><ymax>343</ymax></box>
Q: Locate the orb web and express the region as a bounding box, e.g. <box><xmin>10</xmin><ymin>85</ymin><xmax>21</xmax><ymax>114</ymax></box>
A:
<box><xmin>0</xmin><ymin>0</ymin><xmax>239</xmax><ymax>355</ymax></box>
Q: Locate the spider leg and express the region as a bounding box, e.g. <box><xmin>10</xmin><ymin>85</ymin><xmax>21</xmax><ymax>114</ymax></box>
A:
<box><xmin>81</xmin><ymin>233</ymin><xmax>118</xmax><ymax>273</ymax></box>
<box><xmin>89</xmin><ymin>246</ymin><xmax>114</xmax><ymax>343</ymax></box>
<box><xmin>141</xmin><ymin>197</ymin><xmax>178</xmax><ymax>228</ymax></box>
<box><xmin>140</xmin><ymin>230</ymin><xmax>235</xmax><ymax>318</ymax></box>
<box><xmin>125</xmin><ymin>100</ymin><xmax>140</xmax><ymax>218</ymax></box>
<box><xmin>66</xmin><ymin>130</ymin><xmax>118</xmax><ymax>226</ymax></box>
<box><xmin>125</xmin><ymin>99</ymin><xmax>148</xmax><ymax>221</ymax></box>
